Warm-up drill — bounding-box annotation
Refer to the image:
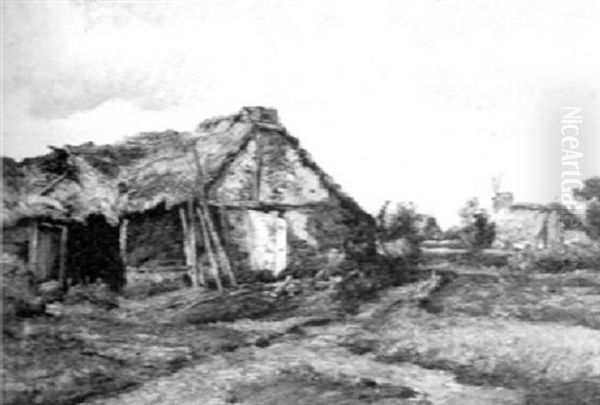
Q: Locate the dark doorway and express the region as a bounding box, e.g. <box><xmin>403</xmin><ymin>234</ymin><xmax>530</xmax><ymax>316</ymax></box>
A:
<box><xmin>67</xmin><ymin>214</ymin><xmax>125</xmax><ymax>291</ymax></box>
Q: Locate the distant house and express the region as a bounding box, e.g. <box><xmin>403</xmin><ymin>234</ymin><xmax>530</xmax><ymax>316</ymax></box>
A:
<box><xmin>491</xmin><ymin>192</ymin><xmax>590</xmax><ymax>249</ymax></box>
<box><xmin>2</xmin><ymin>107</ymin><xmax>373</xmax><ymax>289</ymax></box>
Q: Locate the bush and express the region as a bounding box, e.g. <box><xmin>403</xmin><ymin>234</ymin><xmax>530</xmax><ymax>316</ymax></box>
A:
<box><xmin>457</xmin><ymin>198</ymin><xmax>496</xmax><ymax>249</ymax></box>
<box><xmin>63</xmin><ymin>281</ymin><xmax>119</xmax><ymax>309</ymax></box>
<box><xmin>508</xmin><ymin>246</ymin><xmax>600</xmax><ymax>273</ymax></box>
<box><xmin>463</xmin><ymin>213</ymin><xmax>496</xmax><ymax>249</ymax></box>
<box><xmin>123</xmin><ymin>275</ymin><xmax>188</xmax><ymax>299</ymax></box>
<box><xmin>334</xmin><ymin>254</ymin><xmax>420</xmax><ymax>312</ymax></box>
<box><xmin>375</xmin><ymin>201</ymin><xmax>424</xmax><ymax>265</ymax></box>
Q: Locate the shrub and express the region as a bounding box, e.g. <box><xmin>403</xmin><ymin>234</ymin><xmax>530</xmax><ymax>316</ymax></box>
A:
<box><xmin>334</xmin><ymin>255</ymin><xmax>417</xmax><ymax>312</ymax></box>
<box><xmin>375</xmin><ymin>201</ymin><xmax>424</xmax><ymax>266</ymax></box>
<box><xmin>508</xmin><ymin>246</ymin><xmax>600</xmax><ymax>273</ymax></box>
<box><xmin>574</xmin><ymin>177</ymin><xmax>600</xmax><ymax>240</ymax></box>
<box><xmin>457</xmin><ymin>198</ymin><xmax>496</xmax><ymax>249</ymax></box>
<box><xmin>63</xmin><ymin>280</ymin><xmax>119</xmax><ymax>309</ymax></box>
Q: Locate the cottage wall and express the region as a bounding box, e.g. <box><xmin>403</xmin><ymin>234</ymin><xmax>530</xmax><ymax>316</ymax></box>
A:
<box><xmin>2</xmin><ymin>222</ymin><xmax>29</xmax><ymax>260</ymax></box>
<box><xmin>258</xmin><ymin>132</ymin><xmax>330</xmax><ymax>205</ymax></box>
<box><xmin>209</xmin><ymin>140</ymin><xmax>258</xmax><ymax>203</ymax></box>
<box><xmin>212</xmin><ymin>131</ymin><xmax>370</xmax><ymax>275</ymax></box>
<box><xmin>126</xmin><ymin>205</ymin><xmax>186</xmax><ymax>267</ymax></box>
<box><xmin>123</xmin><ymin>129</ymin><xmax>371</xmax><ymax>277</ymax></box>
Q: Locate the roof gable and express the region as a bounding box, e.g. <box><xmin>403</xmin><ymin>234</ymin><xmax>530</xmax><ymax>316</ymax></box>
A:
<box><xmin>2</xmin><ymin>107</ymin><xmax>369</xmax><ymax>223</ymax></box>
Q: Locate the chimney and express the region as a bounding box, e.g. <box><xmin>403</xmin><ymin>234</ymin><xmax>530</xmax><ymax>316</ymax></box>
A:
<box><xmin>240</xmin><ymin>106</ymin><xmax>279</xmax><ymax>124</ymax></box>
<box><xmin>492</xmin><ymin>191</ymin><xmax>514</xmax><ymax>212</ymax></box>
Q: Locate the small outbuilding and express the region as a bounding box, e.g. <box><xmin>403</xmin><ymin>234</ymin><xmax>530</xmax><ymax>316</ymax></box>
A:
<box><xmin>491</xmin><ymin>191</ymin><xmax>590</xmax><ymax>249</ymax></box>
<box><xmin>2</xmin><ymin>149</ymin><xmax>125</xmax><ymax>290</ymax></box>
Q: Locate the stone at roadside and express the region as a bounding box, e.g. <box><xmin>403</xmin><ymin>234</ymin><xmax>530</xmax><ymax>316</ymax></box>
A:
<box><xmin>45</xmin><ymin>303</ymin><xmax>64</xmax><ymax>317</ymax></box>
<box><xmin>39</xmin><ymin>280</ymin><xmax>63</xmax><ymax>303</ymax></box>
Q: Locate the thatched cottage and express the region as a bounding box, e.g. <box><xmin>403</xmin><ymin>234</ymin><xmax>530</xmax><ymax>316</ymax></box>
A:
<box><xmin>2</xmin><ymin>107</ymin><xmax>373</xmax><ymax>289</ymax></box>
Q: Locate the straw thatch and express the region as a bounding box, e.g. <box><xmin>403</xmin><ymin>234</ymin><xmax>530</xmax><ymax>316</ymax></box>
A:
<box><xmin>2</xmin><ymin>107</ymin><xmax>368</xmax><ymax>226</ymax></box>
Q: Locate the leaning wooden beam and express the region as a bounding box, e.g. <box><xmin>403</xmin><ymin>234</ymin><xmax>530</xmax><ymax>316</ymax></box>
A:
<box><xmin>205</xmin><ymin>203</ymin><xmax>236</xmax><ymax>287</ymax></box>
<box><xmin>187</xmin><ymin>199</ymin><xmax>200</xmax><ymax>287</ymax></box>
<box><xmin>190</xmin><ymin>143</ymin><xmax>224</xmax><ymax>291</ymax></box>
<box><xmin>191</xmin><ymin>150</ymin><xmax>235</xmax><ymax>288</ymax></box>
<box><xmin>28</xmin><ymin>220</ymin><xmax>39</xmax><ymax>276</ymax></box>
<box><xmin>58</xmin><ymin>225</ymin><xmax>68</xmax><ymax>289</ymax></box>
<box><xmin>254</xmin><ymin>133</ymin><xmax>263</xmax><ymax>202</ymax></box>
<box><xmin>218</xmin><ymin>203</ymin><xmax>236</xmax><ymax>285</ymax></box>
<box><xmin>178</xmin><ymin>207</ymin><xmax>192</xmax><ymax>268</ymax></box>
<box><xmin>40</xmin><ymin>172</ymin><xmax>69</xmax><ymax>196</ymax></box>
<box><xmin>119</xmin><ymin>219</ymin><xmax>129</xmax><ymax>266</ymax></box>
<box><xmin>196</xmin><ymin>205</ymin><xmax>222</xmax><ymax>291</ymax></box>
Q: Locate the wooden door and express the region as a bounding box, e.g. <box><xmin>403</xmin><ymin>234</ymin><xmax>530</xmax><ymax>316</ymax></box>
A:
<box><xmin>248</xmin><ymin>210</ymin><xmax>287</xmax><ymax>275</ymax></box>
<box><xmin>36</xmin><ymin>225</ymin><xmax>61</xmax><ymax>281</ymax></box>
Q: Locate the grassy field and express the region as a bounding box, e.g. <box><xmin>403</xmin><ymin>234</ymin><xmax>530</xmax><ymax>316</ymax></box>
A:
<box><xmin>346</xmin><ymin>264</ymin><xmax>600</xmax><ymax>404</ymax></box>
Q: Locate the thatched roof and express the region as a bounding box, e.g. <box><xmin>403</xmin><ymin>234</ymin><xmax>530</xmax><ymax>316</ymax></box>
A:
<box><xmin>1</xmin><ymin>148</ymin><xmax>120</xmax><ymax>227</ymax></box>
<box><xmin>2</xmin><ymin>107</ymin><xmax>369</xmax><ymax>226</ymax></box>
<box><xmin>116</xmin><ymin>119</ymin><xmax>253</xmax><ymax>213</ymax></box>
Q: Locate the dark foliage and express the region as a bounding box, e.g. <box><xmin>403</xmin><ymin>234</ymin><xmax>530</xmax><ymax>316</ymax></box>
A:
<box><xmin>457</xmin><ymin>198</ymin><xmax>496</xmax><ymax>249</ymax></box>
<box><xmin>574</xmin><ymin>177</ymin><xmax>600</xmax><ymax>240</ymax></box>
<box><xmin>465</xmin><ymin>213</ymin><xmax>496</xmax><ymax>249</ymax></box>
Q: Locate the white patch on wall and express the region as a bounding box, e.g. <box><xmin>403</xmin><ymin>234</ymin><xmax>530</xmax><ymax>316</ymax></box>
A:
<box><xmin>247</xmin><ymin>210</ymin><xmax>287</xmax><ymax>275</ymax></box>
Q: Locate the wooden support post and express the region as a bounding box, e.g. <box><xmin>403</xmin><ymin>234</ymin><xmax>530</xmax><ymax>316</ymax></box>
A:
<box><xmin>28</xmin><ymin>220</ymin><xmax>39</xmax><ymax>276</ymax></box>
<box><xmin>179</xmin><ymin>207</ymin><xmax>191</xmax><ymax>268</ymax></box>
<box><xmin>205</xmin><ymin>204</ymin><xmax>236</xmax><ymax>287</ymax></box>
<box><xmin>219</xmin><ymin>203</ymin><xmax>235</xmax><ymax>281</ymax></box>
<box><xmin>197</xmin><ymin>206</ymin><xmax>222</xmax><ymax>291</ymax></box>
<box><xmin>253</xmin><ymin>133</ymin><xmax>264</xmax><ymax>203</ymax></box>
<box><xmin>119</xmin><ymin>219</ymin><xmax>129</xmax><ymax>266</ymax></box>
<box><xmin>187</xmin><ymin>199</ymin><xmax>200</xmax><ymax>287</ymax></box>
<box><xmin>58</xmin><ymin>225</ymin><xmax>68</xmax><ymax>289</ymax></box>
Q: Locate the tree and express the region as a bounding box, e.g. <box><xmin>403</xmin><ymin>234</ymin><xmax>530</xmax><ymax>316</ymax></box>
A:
<box><xmin>575</xmin><ymin>176</ymin><xmax>600</xmax><ymax>239</ymax></box>
<box><xmin>457</xmin><ymin>197</ymin><xmax>496</xmax><ymax>249</ymax></box>
<box><xmin>574</xmin><ymin>177</ymin><xmax>600</xmax><ymax>201</ymax></box>
<box><xmin>422</xmin><ymin>216</ymin><xmax>443</xmax><ymax>240</ymax></box>
<box><xmin>375</xmin><ymin>201</ymin><xmax>423</xmax><ymax>265</ymax></box>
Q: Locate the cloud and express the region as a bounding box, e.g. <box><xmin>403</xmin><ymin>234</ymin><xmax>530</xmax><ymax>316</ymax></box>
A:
<box><xmin>3</xmin><ymin>1</ymin><xmax>201</xmax><ymax>118</ymax></box>
<box><xmin>3</xmin><ymin>0</ymin><xmax>600</xmax><ymax>227</ymax></box>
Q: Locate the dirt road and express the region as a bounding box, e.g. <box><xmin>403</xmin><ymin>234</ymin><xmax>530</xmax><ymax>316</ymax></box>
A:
<box><xmin>84</xmin><ymin>282</ymin><xmax>524</xmax><ymax>405</ymax></box>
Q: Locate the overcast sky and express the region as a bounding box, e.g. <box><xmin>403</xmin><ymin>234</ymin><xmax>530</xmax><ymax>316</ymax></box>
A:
<box><xmin>2</xmin><ymin>0</ymin><xmax>599</xmax><ymax>227</ymax></box>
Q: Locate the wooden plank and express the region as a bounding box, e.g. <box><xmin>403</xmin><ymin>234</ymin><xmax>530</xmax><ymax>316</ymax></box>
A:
<box><xmin>196</xmin><ymin>206</ymin><xmax>222</xmax><ymax>291</ymax></box>
<box><xmin>218</xmin><ymin>203</ymin><xmax>234</xmax><ymax>277</ymax></box>
<box><xmin>187</xmin><ymin>199</ymin><xmax>200</xmax><ymax>287</ymax></box>
<box><xmin>254</xmin><ymin>133</ymin><xmax>262</xmax><ymax>203</ymax></box>
<box><xmin>40</xmin><ymin>173</ymin><xmax>69</xmax><ymax>196</ymax></box>
<box><xmin>204</xmin><ymin>204</ymin><xmax>236</xmax><ymax>287</ymax></box>
<box><xmin>58</xmin><ymin>225</ymin><xmax>68</xmax><ymax>289</ymax></box>
<box><xmin>191</xmin><ymin>145</ymin><xmax>224</xmax><ymax>291</ymax></box>
<box><xmin>194</xmin><ymin>151</ymin><xmax>235</xmax><ymax>287</ymax></box>
<box><xmin>28</xmin><ymin>220</ymin><xmax>39</xmax><ymax>276</ymax></box>
<box><xmin>178</xmin><ymin>207</ymin><xmax>191</xmax><ymax>268</ymax></box>
<box><xmin>119</xmin><ymin>219</ymin><xmax>129</xmax><ymax>265</ymax></box>
<box><xmin>205</xmin><ymin>201</ymin><xmax>338</xmax><ymax>210</ymax></box>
